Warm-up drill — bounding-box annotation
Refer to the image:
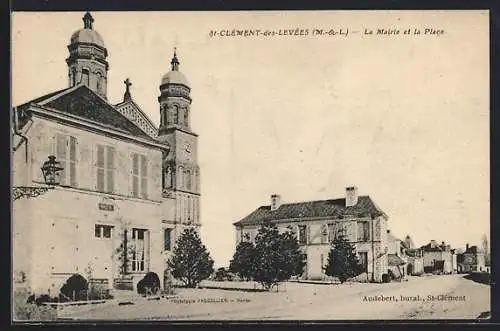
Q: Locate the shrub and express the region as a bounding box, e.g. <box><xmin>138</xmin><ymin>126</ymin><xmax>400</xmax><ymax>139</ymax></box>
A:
<box><xmin>382</xmin><ymin>273</ymin><xmax>390</xmax><ymax>283</ymax></box>
<box><xmin>13</xmin><ymin>289</ymin><xmax>57</xmax><ymax>321</ymax></box>
<box><xmin>59</xmin><ymin>274</ymin><xmax>88</xmax><ymax>301</ymax></box>
<box><xmin>137</xmin><ymin>272</ymin><xmax>161</xmax><ymax>296</ymax></box>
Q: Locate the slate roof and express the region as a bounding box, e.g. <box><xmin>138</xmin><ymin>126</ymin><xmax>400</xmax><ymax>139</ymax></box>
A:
<box><xmin>388</xmin><ymin>254</ymin><xmax>406</xmax><ymax>266</ymax></box>
<box><xmin>421</xmin><ymin>242</ymin><xmax>447</xmax><ymax>252</ymax></box>
<box><xmin>234</xmin><ymin>195</ymin><xmax>386</xmax><ymax>227</ymax></box>
<box><xmin>17</xmin><ymin>84</ymin><xmax>157</xmax><ymax>142</ymax></box>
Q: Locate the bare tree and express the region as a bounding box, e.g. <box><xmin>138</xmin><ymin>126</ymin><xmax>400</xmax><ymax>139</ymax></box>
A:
<box><xmin>481</xmin><ymin>234</ymin><xmax>490</xmax><ymax>266</ymax></box>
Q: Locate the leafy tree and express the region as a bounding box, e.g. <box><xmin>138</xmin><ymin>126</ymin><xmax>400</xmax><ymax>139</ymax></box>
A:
<box><xmin>253</xmin><ymin>223</ymin><xmax>305</xmax><ymax>290</ymax></box>
<box><xmin>229</xmin><ymin>235</ymin><xmax>257</xmax><ymax>281</ymax></box>
<box><xmin>324</xmin><ymin>229</ymin><xmax>363</xmax><ymax>283</ymax></box>
<box><xmin>280</xmin><ymin>226</ymin><xmax>307</xmax><ymax>277</ymax></box>
<box><xmin>167</xmin><ymin>227</ymin><xmax>214</xmax><ymax>288</ymax></box>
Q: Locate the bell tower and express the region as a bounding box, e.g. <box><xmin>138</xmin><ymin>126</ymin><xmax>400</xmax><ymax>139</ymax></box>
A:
<box><xmin>66</xmin><ymin>12</ymin><xmax>109</xmax><ymax>99</ymax></box>
<box><xmin>158</xmin><ymin>50</ymin><xmax>200</xmax><ymax>227</ymax></box>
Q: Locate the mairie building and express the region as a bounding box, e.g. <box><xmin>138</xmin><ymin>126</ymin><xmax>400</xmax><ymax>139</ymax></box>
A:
<box><xmin>233</xmin><ymin>187</ymin><xmax>389</xmax><ymax>282</ymax></box>
<box><xmin>12</xmin><ymin>12</ymin><xmax>201</xmax><ymax>295</ymax></box>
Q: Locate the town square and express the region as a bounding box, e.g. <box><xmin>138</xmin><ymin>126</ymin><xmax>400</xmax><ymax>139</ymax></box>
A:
<box><xmin>11</xmin><ymin>11</ymin><xmax>490</xmax><ymax>321</ymax></box>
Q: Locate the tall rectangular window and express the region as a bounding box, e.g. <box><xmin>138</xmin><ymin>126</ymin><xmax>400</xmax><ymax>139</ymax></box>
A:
<box><xmin>164</xmin><ymin>228</ymin><xmax>172</xmax><ymax>251</ymax></box>
<box><xmin>328</xmin><ymin>222</ymin><xmax>345</xmax><ymax>242</ymax></box>
<box><xmin>357</xmin><ymin>221</ymin><xmax>370</xmax><ymax>242</ymax></box>
<box><xmin>54</xmin><ymin>134</ymin><xmax>78</xmax><ymax>187</ymax></box>
<box><xmin>131</xmin><ymin>153</ymin><xmax>148</xmax><ymax>198</ymax></box>
<box><xmin>298</xmin><ymin>225</ymin><xmax>307</xmax><ymax>245</ymax></box>
<box><xmin>96</xmin><ymin>145</ymin><xmax>115</xmax><ymax>193</ymax></box>
<box><xmin>132</xmin><ymin>228</ymin><xmax>148</xmax><ymax>272</ymax></box>
<box><xmin>358</xmin><ymin>252</ymin><xmax>368</xmax><ymax>272</ymax></box>
<box><xmin>82</xmin><ymin>68</ymin><xmax>90</xmax><ymax>86</ymax></box>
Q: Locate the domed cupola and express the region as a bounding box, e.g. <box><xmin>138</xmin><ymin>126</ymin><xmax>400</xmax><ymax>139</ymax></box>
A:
<box><xmin>160</xmin><ymin>50</ymin><xmax>190</xmax><ymax>87</ymax></box>
<box><xmin>66</xmin><ymin>12</ymin><xmax>109</xmax><ymax>99</ymax></box>
<box><xmin>158</xmin><ymin>49</ymin><xmax>192</xmax><ymax>136</ymax></box>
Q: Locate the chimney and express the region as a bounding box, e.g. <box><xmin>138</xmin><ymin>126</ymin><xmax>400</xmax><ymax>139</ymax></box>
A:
<box><xmin>345</xmin><ymin>186</ymin><xmax>359</xmax><ymax>207</ymax></box>
<box><xmin>466</xmin><ymin>243</ymin><xmax>469</xmax><ymax>251</ymax></box>
<box><xmin>270</xmin><ymin>194</ymin><xmax>281</xmax><ymax>211</ymax></box>
<box><xmin>430</xmin><ymin>240</ymin><xmax>437</xmax><ymax>248</ymax></box>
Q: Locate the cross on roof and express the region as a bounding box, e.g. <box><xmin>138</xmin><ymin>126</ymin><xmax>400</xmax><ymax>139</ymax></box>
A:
<box><xmin>123</xmin><ymin>78</ymin><xmax>132</xmax><ymax>101</ymax></box>
<box><xmin>124</xmin><ymin>78</ymin><xmax>132</xmax><ymax>90</ymax></box>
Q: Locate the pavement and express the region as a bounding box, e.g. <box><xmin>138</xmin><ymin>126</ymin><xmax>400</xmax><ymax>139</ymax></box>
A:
<box><xmin>57</xmin><ymin>274</ymin><xmax>490</xmax><ymax>321</ymax></box>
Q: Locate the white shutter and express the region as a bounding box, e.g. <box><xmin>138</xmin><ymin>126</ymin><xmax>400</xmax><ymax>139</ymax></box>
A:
<box><xmin>132</xmin><ymin>153</ymin><xmax>139</xmax><ymax>197</ymax></box>
<box><xmin>140</xmin><ymin>155</ymin><xmax>148</xmax><ymax>198</ymax></box>
<box><xmin>69</xmin><ymin>136</ymin><xmax>77</xmax><ymax>187</ymax></box>
<box><xmin>96</xmin><ymin>145</ymin><xmax>105</xmax><ymax>192</ymax></box>
<box><xmin>56</xmin><ymin>134</ymin><xmax>67</xmax><ymax>185</ymax></box>
<box><xmin>106</xmin><ymin>146</ymin><xmax>115</xmax><ymax>193</ymax></box>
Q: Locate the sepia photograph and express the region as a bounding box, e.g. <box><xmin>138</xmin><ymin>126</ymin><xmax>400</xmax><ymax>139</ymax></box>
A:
<box><xmin>11</xmin><ymin>10</ymin><xmax>490</xmax><ymax>321</ymax></box>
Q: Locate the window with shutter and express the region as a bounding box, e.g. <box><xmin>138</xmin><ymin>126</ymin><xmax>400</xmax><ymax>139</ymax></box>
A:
<box><xmin>106</xmin><ymin>146</ymin><xmax>115</xmax><ymax>193</ymax></box>
<box><xmin>96</xmin><ymin>145</ymin><xmax>115</xmax><ymax>193</ymax></box>
<box><xmin>132</xmin><ymin>153</ymin><xmax>139</xmax><ymax>197</ymax></box>
<box><xmin>140</xmin><ymin>155</ymin><xmax>148</xmax><ymax>198</ymax></box>
<box><xmin>357</xmin><ymin>221</ymin><xmax>370</xmax><ymax>242</ymax></box>
<box><xmin>69</xmin><ymin>136</ymin><xmax>77</xmax><ymax>187</ymax></box>
<box><xmin>56</xmin><ymin>134</ymin><xmax>67</xmax><ymax>185</ymax></box>
<box><xmin>131</xmin><ymin>153</ymin><xmax>148</xmax><ymax>198</ymax></box>
<box><xmin>55</xmin><ymin>134</ymin><xmax>78</xmax><ymax>187</ymax></box>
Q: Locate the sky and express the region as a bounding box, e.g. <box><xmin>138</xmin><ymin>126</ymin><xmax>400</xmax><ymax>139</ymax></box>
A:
<box><xmin>12</xmin><ymin>11</ymin><xmax>490</xmax><ymax>267</ymax></box>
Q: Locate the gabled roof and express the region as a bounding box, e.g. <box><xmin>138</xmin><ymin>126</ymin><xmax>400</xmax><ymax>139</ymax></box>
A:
<box><xmin>17</xmin><ymin>84</ymin><xmax>156</xmax><ymax>142</ymax></box>
<box><xmin>234</xmin><ymin>195</ymin><xmax>386</xmax><ymax>227</ymax></box>
<box><xmin>114</xmin><ymin>98</ymin><xmax>158</xmax><ymax>138</ymax></box>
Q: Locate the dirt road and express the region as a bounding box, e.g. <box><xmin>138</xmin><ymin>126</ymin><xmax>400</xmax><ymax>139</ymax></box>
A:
<box><xmin>58</xmin><ymin>274</ymin><xmax>490</xmax><ymax>320</ymax></box>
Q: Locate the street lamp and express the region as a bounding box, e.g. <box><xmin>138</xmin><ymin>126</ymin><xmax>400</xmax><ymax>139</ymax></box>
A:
<box><xmin>12</xmin><ymin>155</ymin><xmax>64</xmax><ymax>201</ymax></box>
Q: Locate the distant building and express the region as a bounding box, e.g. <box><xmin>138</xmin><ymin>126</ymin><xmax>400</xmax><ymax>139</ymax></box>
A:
<box><xmin>421</xmin><ymin>240</ymin><xmax>455</xmax><ymax>274</ymax></box>
<box><xmin>457</xmin><ymin>244</ymin><xmax>486</xmax><ymax>273</ymax></box>
<box><xmin>386</xmin><ymin>230</ymin><xmax>408</xmax><ymax>280</ymax></box>
<box><xmin>403</xmin><ymin>235</ymin><xmax>424</xmax><ymax>276</ymax></box>
<box><xmin>233</xmin><ymin>187</ymin><xmax>389</xmax><ymax>282</ymax></box>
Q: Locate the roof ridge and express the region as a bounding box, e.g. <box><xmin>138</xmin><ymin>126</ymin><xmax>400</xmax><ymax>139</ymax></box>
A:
<box><xmin>36</xmin><ymin>84</ymin><xmax>159</xmax><ymax>143</ymax></box>
<box><xmin>38</xmin><ymin>84</ymin><xmax>85</xmax><ymax>106</ymax></box>
<box><xmin>261</xmin><ymin>195</ymin><xmax>372</xmax><ymax>207</ymax></box>
<box><xmin>15</xmin><ymin>86</ymin><xmax>74</xmax><ymax>109</ymax></box>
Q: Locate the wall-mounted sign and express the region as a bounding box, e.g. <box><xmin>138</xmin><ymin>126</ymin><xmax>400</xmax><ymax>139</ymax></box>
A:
<box><xmin>98</xmin><ymin>203</ymin><xmax>115</xmax><ymax>211</ymax></box>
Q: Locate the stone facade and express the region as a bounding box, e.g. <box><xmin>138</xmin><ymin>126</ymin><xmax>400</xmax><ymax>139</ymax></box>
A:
<box><xmin>234</xmin><ymin>189</ymin><xmax>389</xmax><ymax>283</ymax></box>
<box><xmin>13</xmin><ymin>116</ymin><xmax>166</xmax><ymax>294</ymax></box>
<box><xmin>12</xmin><ymin>12</ymin><xmax>201</xmax><ymax>295</ymax></box>
<box><xmin>421</xmin><ymin>240</ymin><xmax>455</xmax><ymax>274</ymax></box>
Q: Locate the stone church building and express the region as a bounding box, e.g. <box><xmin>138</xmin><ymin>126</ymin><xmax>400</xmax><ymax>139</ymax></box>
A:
<box><xmin>12</xmin><ymin>12</ymin><xmax>200</xmax><ymax>294</ymax></box>
<box><xmin>234</xmin><ymin>187</ymin><xmax>389</xmax><ymax>282</ymax></box>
